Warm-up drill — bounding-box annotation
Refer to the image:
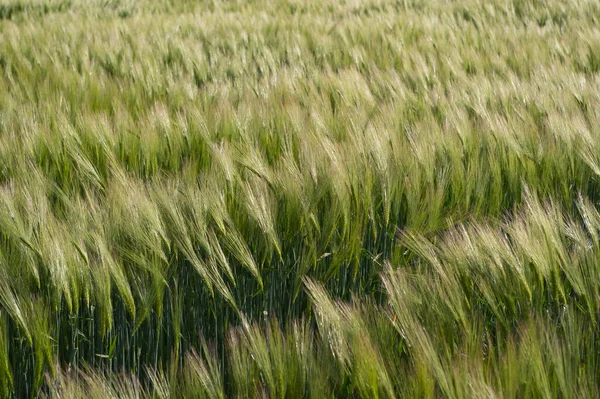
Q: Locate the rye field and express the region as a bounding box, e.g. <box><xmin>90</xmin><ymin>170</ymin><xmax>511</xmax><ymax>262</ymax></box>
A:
<box><xmin>1</xmin><ymin>0</ymin><xmax>600</xmax><ymax>397</ymax></box>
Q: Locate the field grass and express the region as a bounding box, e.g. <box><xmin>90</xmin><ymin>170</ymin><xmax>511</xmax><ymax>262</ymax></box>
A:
<box><xmin>1</xmin><ymin>0</ymin><xmax>600</xmax><ymax>396</ymax></box>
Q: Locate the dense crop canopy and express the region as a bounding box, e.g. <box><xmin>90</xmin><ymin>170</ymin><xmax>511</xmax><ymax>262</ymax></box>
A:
<box><xmin>0</xmin><ymin>0</ymin><xmax>600</xmax><ymax>397</ymax></box>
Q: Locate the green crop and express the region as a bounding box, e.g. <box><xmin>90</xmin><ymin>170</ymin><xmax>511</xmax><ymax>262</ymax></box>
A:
<box><xmin>0</xmin><ymin>0</ymin><xmax>599</xmax><ymax>397</ymax></box>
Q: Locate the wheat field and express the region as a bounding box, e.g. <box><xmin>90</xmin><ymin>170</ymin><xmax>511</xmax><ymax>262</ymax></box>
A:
<box><xmin>0</xmin><ymin>0</ymin><xmax>600</xmax><ymax>397</ymax></box>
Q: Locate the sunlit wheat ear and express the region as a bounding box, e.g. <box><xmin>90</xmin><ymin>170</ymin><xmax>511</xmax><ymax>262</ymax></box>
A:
<box><xmin>182</xmin><ymin>342</ymin><xmax>225</xmax><ymax>399</ymax></box>
<box><xmin>240</xmin><ymin>176</ymin><xmax>282</xmax><ymax>259</ymax></box>
<box><xmin>46</xmin><ymin>367</ymin><xmax>148</xmax><ymax>399</ymax></box>
<box><xmin>0</xmin><ymin>268</ymin><xmax>31</xmax><ymax>345</ymax></box>
<box><xmin>145</xmin><ymin>367</ymin><xmax>171</xmax><ymax>399</ymax></box>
